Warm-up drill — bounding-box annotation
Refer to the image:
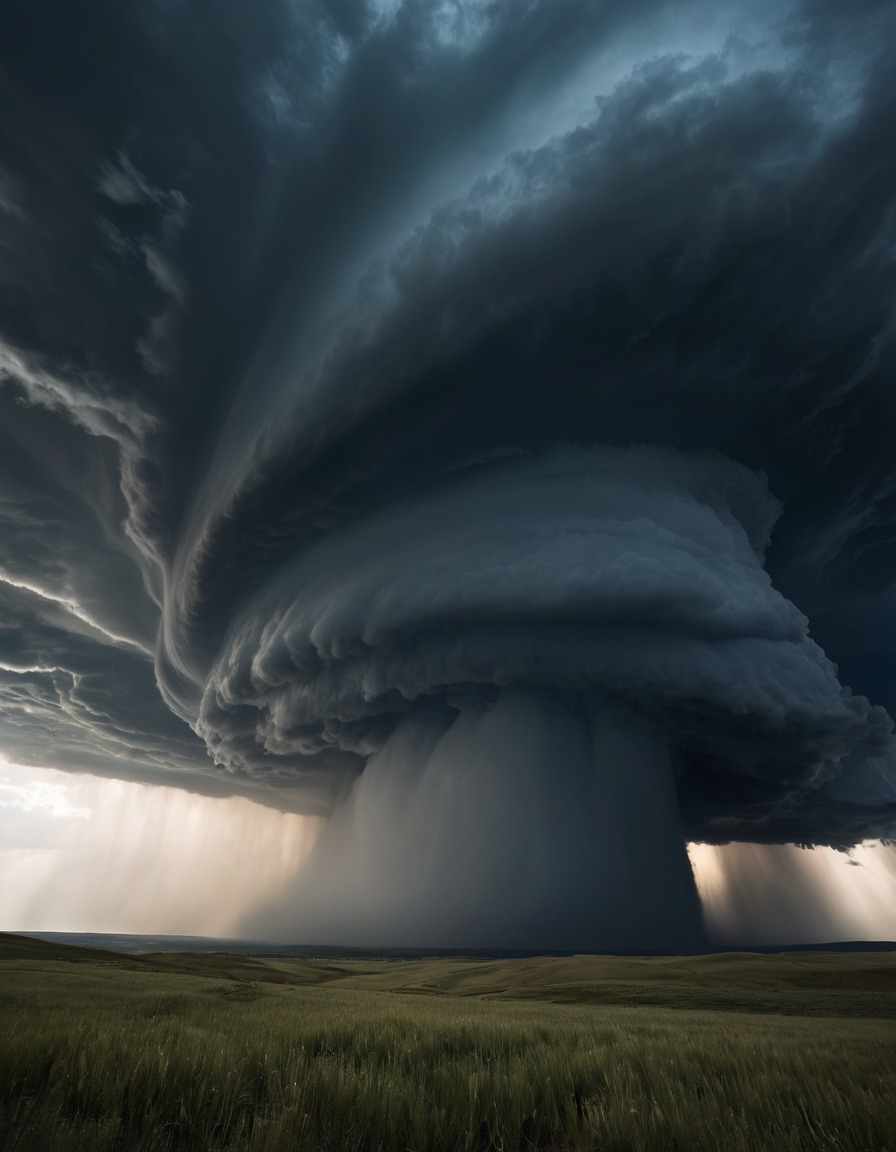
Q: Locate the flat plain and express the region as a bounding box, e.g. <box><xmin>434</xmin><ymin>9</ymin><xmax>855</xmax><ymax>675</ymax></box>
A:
<box><xmin>1</xmin><ymin>932</ymin><xmax>894</xmax><ymax>1151</ymax></box>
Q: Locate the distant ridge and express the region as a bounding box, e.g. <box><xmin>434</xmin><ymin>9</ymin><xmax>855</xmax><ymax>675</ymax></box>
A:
<box><xmin>8</xmin><ymin>931</ymin><xmax>896</xmax><ymax>957</ymax></box>
<box><xmin>746</xmin><ymin>940</ymin><xmax>896</xmax><ymax>954</ymax></box>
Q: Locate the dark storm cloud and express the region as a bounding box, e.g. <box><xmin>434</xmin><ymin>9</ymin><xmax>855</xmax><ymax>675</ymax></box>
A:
<box><xmin>0</xmin><ymin>0</ymin><xmax>894</xmax><ymax>844</ymax></box>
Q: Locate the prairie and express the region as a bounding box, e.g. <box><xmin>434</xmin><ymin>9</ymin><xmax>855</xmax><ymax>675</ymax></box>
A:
<box><xmin>2</xmin><ymin>933</ymin><xmax>894</xmax><ymax>1151</ymax></box>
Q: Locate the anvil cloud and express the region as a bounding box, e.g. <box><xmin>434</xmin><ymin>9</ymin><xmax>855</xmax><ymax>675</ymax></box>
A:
<box><xmin>0</xmin><ymin>0</ymin><xmax>894</xmax><ymax>946</ymax></box>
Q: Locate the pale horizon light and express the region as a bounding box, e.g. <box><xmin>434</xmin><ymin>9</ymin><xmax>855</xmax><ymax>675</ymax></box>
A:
<box><xmin>2</xmin><ymin>758</ymin><xmax>894</xmax><ymax>945</ymax></box>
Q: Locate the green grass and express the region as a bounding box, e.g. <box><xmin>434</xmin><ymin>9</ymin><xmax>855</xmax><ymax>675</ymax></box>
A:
<box><xmin>1</xmin><ymin>935</ymin><xmax>895</xmax><ymax>1152</ymax></box>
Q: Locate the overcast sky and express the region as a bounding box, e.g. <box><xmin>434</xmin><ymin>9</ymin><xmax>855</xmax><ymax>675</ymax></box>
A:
<box><xmin>0</xmin><ymin>0</ymin><xmax>894</xmax><ymax>946</ymax></box>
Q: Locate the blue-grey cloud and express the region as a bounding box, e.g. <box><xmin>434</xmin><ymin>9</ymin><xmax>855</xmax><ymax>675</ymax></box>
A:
<box><xmin>1</xmin><ymin>0</ymin><xmax>895</xmax><ymax>945</ymax></box>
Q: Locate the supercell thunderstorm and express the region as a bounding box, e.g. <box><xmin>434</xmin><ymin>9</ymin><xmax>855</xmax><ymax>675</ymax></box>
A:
<box><xmin>0</xmin><ymin>0</ymin><xmax>895</xmax><ymax>946</ymax></box>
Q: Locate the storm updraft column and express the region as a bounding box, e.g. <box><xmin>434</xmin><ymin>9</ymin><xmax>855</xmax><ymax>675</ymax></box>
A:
<box><xmin>273</xmin><ymin>688</ymin><xmax>703</xmax><ymax>951</ymax></box>
<box><xmin>199</xmin><ymin>447</ymin><xmax>893</xmax><ymax>950</ymax></box>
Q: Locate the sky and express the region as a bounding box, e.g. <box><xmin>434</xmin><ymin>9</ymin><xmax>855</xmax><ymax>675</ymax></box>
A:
<box><xmin>3</xmin><ymin>757</ymin><xmax>896</xmax><ymax>943</ymax></box>
<box><xmin>0</xmin><ymin>0</ymin><xmax>894</xmax><ymax>949</ymax></box>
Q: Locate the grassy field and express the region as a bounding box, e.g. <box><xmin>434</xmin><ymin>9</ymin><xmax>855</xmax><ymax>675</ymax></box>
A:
<box><xmin>1</xmin><ymin>934</ymin><xmax>895</xmax><ymax>1151</ymax></box>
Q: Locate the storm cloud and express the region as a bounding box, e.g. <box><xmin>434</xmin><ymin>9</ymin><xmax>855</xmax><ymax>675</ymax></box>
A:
<box><xmin>1</xmin><ymin>0</ymin><xmax>895</xmax><ymax>945</ymax></box>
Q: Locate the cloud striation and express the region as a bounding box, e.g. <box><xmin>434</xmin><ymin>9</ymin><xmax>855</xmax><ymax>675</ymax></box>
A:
<box><xmin>0</xmin><ymin>0</ymin><xmax>895</xmax><ymax>947</ymax></box>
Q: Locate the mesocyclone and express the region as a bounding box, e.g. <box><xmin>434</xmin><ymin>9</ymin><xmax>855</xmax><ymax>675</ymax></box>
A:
<box><xmin>191</xmin><ymin>446</ymin><xmax>879</xmax><ymax>824</ymax></box>
<box><xmin>0</xmin><ymin>0</ymin><xmax>895</xmax><ymax>946</ymax></box>
<box><xmin>163</xmin><ymin>446</ymin><xmax>893</xmax><ymax>948</ymax></box>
